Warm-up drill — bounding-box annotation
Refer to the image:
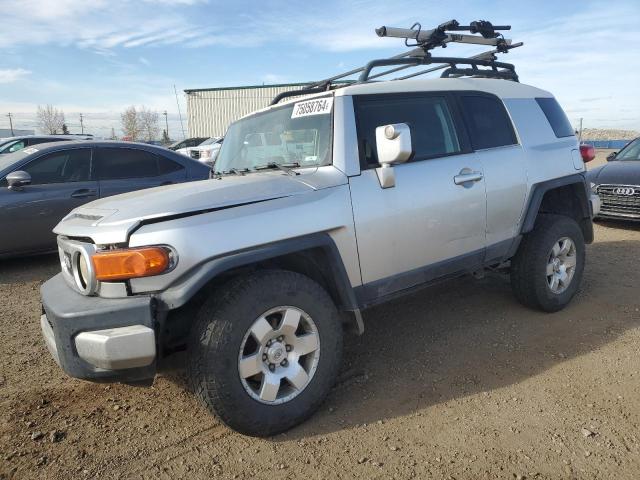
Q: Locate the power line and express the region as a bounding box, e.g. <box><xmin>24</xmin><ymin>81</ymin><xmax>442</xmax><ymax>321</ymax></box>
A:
<box><xmin>174</xmin><ymin>84</ymin><xmax>186</xmax><ymax>138</ymax></box>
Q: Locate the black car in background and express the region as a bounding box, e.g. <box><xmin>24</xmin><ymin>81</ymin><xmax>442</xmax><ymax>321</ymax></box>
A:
<box><xmin>588</xmin><ymin>137</ymin><xmax>640</xmax><ymax>221</ymax></box>
<box><xmin>0</xmin><ymin>135</ymin><xmax>93</xmax><ymax>154</ymax></box>
<box><xmin>0</xmin><ymin>141</ymin><xmax>211</xmax><ymax>258</ymax></box>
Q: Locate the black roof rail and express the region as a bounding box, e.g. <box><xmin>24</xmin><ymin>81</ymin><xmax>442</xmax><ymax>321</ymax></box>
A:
<box><xmin>271</xmin><ymin>19</ymin><xmax>523</xmax><ymax>104</ymax></box>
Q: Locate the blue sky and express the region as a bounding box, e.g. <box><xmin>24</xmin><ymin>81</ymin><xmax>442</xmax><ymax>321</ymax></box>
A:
<box><xmin>1</xmin><ymin>0</ymin><xmax>638</xmax><ymax>138</ymax></box>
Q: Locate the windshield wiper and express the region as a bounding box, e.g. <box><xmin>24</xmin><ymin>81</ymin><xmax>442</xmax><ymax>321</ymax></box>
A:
<box><xmin>213</xmin><ymin>168</ymin><xmax>247</xmax><ymax>177</ymax></box>
<box><xmin>254</xmin><ymin>162</ymin><xmax>300</xmax><ymax>176</ymax></box>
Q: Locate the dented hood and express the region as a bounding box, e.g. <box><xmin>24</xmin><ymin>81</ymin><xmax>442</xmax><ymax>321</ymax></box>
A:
<box><xmin>54</xmin><ymin>168</ymin><xmax>344</xmax><ymax>245</ymax></box>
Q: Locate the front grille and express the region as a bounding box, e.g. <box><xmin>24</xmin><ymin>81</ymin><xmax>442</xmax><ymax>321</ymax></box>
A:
<box><xmin>190</xmin><ymin>150</ymin><xmax>201</xmax><ymax>159</ymax></box>
<box><xmin>597</xmin><ymin>184</ymin><xmax>640</xmax><ymax>218</ymax></box>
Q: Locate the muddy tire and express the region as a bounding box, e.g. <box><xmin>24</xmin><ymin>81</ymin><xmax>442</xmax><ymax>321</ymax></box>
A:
<box><xmin>511</xmin><ymin>214</ymin><xmax>585</xmax><ymax>312</ymax></box>
<box><xmin>187</xmin><ymin>270</ymin><xmax>343</xmax><ymax>436</ymax></box>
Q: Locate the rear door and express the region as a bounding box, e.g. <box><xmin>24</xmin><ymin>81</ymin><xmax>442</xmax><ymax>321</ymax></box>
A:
<box><xmin>0</xmin><ymin>147</ymin><xmax>96</xmax><ymax>255</ymax></box>
<box><xmin>95</xmin><ymin>147</ymin><xmax>187</xmax><ymax>198</ymax></box>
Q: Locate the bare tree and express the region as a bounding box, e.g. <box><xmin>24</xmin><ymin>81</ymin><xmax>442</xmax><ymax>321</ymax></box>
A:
<box><xmin>37</xmin><ymin>104</ymin><xmax>65</xmax><ymax>134</ymax></box>
<box><xmin>120</xmin><ymin>106</ymin><xmax>141</xmax><ymax>140</ymax></box>
<box><xmin>139</xmin><ymin>107</ymin><xmax>160</xmax><ymax>142</ymax></box>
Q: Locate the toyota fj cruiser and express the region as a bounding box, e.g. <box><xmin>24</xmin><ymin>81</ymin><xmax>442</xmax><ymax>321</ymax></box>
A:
<box><xmin>40</xmin><ymin>20</ymin><xmax>600</xmax><ymax>436</ymax></box>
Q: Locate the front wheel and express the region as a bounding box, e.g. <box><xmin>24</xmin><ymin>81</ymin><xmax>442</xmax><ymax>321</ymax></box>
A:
<box><xmin>187</xmin><ymin>270</ymin><xmax>343</xmax><ymax>436</ymax></box>
<box><xmin>510</xmin><ymin>214</ymin><xmax>586</xmax><ymax>312</ymax></box>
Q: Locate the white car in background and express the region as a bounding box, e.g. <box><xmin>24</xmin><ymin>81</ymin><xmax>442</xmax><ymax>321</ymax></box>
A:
<box><xmin>184</xmin><ymin>137</ymin><xmax>223</xmax><ymax>165</ymax></box>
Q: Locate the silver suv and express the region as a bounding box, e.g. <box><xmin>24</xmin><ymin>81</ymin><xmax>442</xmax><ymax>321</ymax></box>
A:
<box><xmin>39</xmin><ymin>21</ymin><xmax>599</xmax><ymax>436</ymax></box>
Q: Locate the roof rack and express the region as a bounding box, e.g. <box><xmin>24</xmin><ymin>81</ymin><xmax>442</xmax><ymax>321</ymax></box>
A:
<box><xmin>271</xmin><ymin>19</ymin><xmax>522</xmax><ymax>105</ymax></box>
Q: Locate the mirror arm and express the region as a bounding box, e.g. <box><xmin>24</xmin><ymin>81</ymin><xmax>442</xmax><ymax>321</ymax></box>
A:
<box><xmin>376</xmin><ymin>163</ymin><xmax>396</xmax><ymax>188</ymax></box>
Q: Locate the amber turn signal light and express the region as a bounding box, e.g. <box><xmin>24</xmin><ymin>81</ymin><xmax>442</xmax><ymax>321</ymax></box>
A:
<box><xmin>92</xmin><ymin>247</ymin><xmax>171</xmax><ymax>281</ymax></box>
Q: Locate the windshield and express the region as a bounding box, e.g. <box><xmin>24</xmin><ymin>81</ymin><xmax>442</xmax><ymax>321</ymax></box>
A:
<box><xmin>0</xmin><ymin>139</ymin><xmax>26</xmax><ymax>154</ymax></box>
<box><xmin>214</xmin><ymin>96</ymin><xmax>333</xmax><ymax>174</ymax></box>
<box><xmin>616</xmin><ymin>138</ymin><xmax>640</xmax><ymax>161</ymax></box>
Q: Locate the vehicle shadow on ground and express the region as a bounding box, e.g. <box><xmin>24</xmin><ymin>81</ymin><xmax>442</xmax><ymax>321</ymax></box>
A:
<box><xmin>270</xmin><ymin>239</ymin><xmax>640</xmax><ymax>440</ymax></box>
<box><xmin>0</xmin><ymin>253</ymin><xmax>59</xmax><ymax>284</ymax></box>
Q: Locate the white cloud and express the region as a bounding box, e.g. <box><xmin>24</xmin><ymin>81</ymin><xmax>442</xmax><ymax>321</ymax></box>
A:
<box><xmin>0</xmin><ymin>68</ymin><xmax>32</xmax><ymax>84</ymax></box>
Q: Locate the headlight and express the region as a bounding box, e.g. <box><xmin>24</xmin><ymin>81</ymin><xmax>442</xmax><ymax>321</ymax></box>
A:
<box><xmin>200</xmin><ymin>150</ymin><xmax>212</xmax><ymax>159</ymax></box>
<box><xmin>91</xmin><ymin>246</ymin><xmax>176</xmax><ymax>281</ymax></box>
<box><xmin>78</xmin><ymin>253</ymin><xmax>90</xmax><ymax>288</ymax></box>
<box><xmin>590</xmin><ymin>182</ymin><xmax>597</xmax><ymax>192</ymax></box>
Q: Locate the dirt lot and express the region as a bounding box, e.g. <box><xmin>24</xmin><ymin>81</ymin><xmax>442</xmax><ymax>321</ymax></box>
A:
<box><xmin>2</xmin><ymin>152</ymin><xmax>639</xmax><ymax>480</ymax></box>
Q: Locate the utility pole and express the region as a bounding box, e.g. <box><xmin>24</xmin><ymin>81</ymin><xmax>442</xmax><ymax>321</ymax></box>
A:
<box><xmin>79</xmin><ymin>113</ymin><xmax>84</xmax><ymax>134</ymax></box>
<box><xmin>578</xmin><ymin>118</ymin><xmax>583</xmax><ymax>143</ymax></box>
<box><xmin>7</xmin><ymin>113</ymin><xmax>14</xmax><ymax>135</ymax></box>
<box><xmin>163</xmin><ymin>110</ymin><xmax>169</xmax><ymax>139</ymax></box>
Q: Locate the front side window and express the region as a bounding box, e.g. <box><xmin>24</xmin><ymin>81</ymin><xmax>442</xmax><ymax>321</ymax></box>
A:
<box><xmin>0</xmin><ymin>140</ymin><xmax>26</xmax><ymax>154</ymax></box>
<box><xmin>22</xmin><ymin>149</ymin><xmax>91</xmax><ymax>185</ymax></box>
<box><xmin>354</xmin><ymin>94</ymin><xmax>461</xmax><ymax>168</ymax></box>
<box><xmin>215</xmin><ymin>97</ymin><xmax>333</xmax><ymax>173</ymax></box>
<box><xmin>616</xmin><ymin>138</ymin><xmax>640</xmax><ymax>161</ymax></box>
<box><xmin>96</xmin><ymin>148</ymin><xmax>162</xmax><ymax>179</ymax></box>
<box><xmin>460</xmin><ymin>95</ymin><xmax>518</xmax><ymax>150</ymax></box>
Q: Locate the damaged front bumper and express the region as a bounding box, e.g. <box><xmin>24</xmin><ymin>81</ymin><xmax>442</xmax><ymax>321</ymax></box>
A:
<box><xmin>40</xmin><ymin>273</ymin><xmax>157</xmax><ymax>383</ymax></box>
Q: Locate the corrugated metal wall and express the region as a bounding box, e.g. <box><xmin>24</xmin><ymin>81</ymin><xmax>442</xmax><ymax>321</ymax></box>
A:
<box><xmin>185</xmin><ymin>83</ymin><xmax>310</xmax><ymax>138</ymax></box>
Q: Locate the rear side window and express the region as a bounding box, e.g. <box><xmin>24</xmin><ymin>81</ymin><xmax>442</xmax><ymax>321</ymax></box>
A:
<box><xmin>535</xmin><ymin>97</ymin><xmax>575</xmax><ymax>138</ymax></box>
<box><xmin>157</xmin><ymin>155</ymin><xmax>184</xmax><ymax>175</ymax></box>
<box><xmin>96</xmin><ymin>148</ymin><xmax>163</xmax><ymax>180</ymax></box>
<box><xmin>459</xmin><ymin>95</ymin><xmax>517</xmax><ymax>150</ymax></box>
<box><xmin>355</xmin><ymin>95</ymin><xmax>461</xmax><ymax>167</ymax></box>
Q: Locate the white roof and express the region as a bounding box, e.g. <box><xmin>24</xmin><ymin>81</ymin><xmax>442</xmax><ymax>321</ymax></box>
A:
<box><xmin>244</xmin><ymin>77</ymin><xmax>553</xmax><ymax>120</ymax></box>
<box><xmin>336</xmin><ymin>77</ymin><xmax>553</xmax><ymax>99</ymax></box>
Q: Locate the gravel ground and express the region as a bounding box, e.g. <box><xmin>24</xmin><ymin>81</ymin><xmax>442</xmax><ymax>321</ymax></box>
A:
<box><xmin>1</xmin><ymin>154</ymin><xmax>639</xmax><ymax>479</ymax></box>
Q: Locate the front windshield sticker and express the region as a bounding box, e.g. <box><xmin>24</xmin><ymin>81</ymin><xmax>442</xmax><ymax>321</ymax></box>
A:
<box><xmin>291</xmin><ymin>97</ymin><xmax>333</xmax><ymax>119</ymax></box>
<box><xmin>22</xmin><ymin>148</ymin><xmax>39</xmax><ymax>155</ymax></box>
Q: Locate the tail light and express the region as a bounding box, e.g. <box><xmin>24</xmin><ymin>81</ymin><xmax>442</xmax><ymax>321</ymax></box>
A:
<box><xmin>580</xmin><ymin>144</ymin><xmax>595</xmax><ymax>163</ymax></box>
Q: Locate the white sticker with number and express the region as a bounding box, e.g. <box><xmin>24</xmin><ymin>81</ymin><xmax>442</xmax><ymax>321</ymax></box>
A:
<box><xmin>291</xmin><ymin>97</ymin><xmax>333</xmax><ymax>118</ymax></box>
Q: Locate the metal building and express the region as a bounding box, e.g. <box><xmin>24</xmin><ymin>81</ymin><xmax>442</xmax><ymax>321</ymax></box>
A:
<box><xmin>185</xmin><ymin>83</ymin><xmax>311</xmax><ymax>138</ymax></box>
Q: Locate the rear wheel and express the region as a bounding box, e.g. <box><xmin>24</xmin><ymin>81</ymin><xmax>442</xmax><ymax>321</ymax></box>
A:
<box><xmin>510</xmin><ymin>214</ymin><xmax>585</xmax><ymax>312</ymax></box>
<box><xmin>187</xmin><ymin>270</ymin><xmax>343</xmax><ymax>436</ymax></box>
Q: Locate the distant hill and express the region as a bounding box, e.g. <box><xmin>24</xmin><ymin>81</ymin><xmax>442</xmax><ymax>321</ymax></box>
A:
<box><xmin>582</xmin><ymin>129</ymin><xmax>639</xmax><ymax>141</ymax></box>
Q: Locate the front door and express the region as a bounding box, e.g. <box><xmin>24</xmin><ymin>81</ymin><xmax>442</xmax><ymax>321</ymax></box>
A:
<box><xmin>0</xmin><ymin>148</ymin><xmax>96</xmax><ymax>255</ymax></box>
<box><xmin>348</xmin><ymin>93</ymin><xmax>487</xmax><ymax>300</ymax></box>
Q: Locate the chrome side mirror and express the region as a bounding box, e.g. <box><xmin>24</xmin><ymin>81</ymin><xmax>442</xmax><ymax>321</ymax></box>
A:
<box><xmin>375</xmin><ymin>123</ymin><xmax>412</xmax><ymax>188</ymax></box>
<box><xmin>6</xmin><ymin>170</ymin><xmax>31</xmax><ymax>190</ymax></box>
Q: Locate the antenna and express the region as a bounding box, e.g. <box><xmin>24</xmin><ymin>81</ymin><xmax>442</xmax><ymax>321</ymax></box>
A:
<box><xmin>174</xmin><ymin>84</ymin><xmax>186</xmax><ymax>139</ymax></box>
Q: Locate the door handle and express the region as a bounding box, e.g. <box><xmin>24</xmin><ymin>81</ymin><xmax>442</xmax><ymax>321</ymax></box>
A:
<box><xmin>71</xmin><ymin>189</ymin><xmax>97</xmax><ymax>198</ymax></box>
<box><xmin>453</xmin><ymin>169</ymin><xmax>483</xmax><ymax>186</ymax></box>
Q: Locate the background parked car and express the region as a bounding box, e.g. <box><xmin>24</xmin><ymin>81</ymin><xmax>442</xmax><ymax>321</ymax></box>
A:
<box><xmin>588</xmin><ymin>137</ymin><xmax>640</xmax><ymax>221</ymax></box>
<box><xmin>185</xmin><ymin>137</ymin><xmax>223</xmax><ymax>165</ymax></box>
<box><xmin>0</xmin><ymin>135</ymin><xmax>93</xmax><ymax>155</ymax></box>
<box><xmin>0</xmin><ymin>141</ymin><xmax>211</xmax><ymax>258</ymax></box>
<box><xmin>169</xmin><ymin>137</ymin><xmax>208</xmax><ymax>152</ymax></box>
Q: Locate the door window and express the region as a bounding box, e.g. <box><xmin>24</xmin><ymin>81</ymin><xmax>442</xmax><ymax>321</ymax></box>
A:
<box><xmin>22</xmin><ymin>149</ymin><xmax>92</xmax><ymax>185</ymax></box>
<box><xmin>0</xmin><ymin>140</ymin><xmax>26</xmax><ymax>154</ymax></box>
<box><xmin>459</xmin><ymin>95</ymin><xmax>518</xmax><ymax>150</ymax></box>
<box><xmin>96</xmin><ymin>148</ymin><xmax>181</xmax><ymax>179</ymax></box>
<box><xmin>354</xmin><ymin>95</ymin><xmax>461</xmax><ymax>168</ymax></box>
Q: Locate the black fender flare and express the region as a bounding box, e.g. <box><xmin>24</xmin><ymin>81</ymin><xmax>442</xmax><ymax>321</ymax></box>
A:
<box><xmin>157</xmin><ymin>233</ymin><xmax>359</xmax><ymax>314</ymax></box>
<box><xmin>520</xmin><ymin>173</ymin><xmax>594</xmax><ymax>243</ymax></box>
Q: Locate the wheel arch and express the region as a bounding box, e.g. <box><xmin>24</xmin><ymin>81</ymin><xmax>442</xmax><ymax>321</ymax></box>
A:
<box><xmin>521</xmin><ymin>174</ymin><xmax>594</xmax><ymax>243</ymax></box>
<box><xmin>157</xmin><ymin>233</ymin><xmax>362</xmax><ymax>349</ymax></box>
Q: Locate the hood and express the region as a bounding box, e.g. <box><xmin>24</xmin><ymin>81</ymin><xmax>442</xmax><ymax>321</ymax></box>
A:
<box><xmin>54</xmin><ymin>166</ymin><xmax>346</xmax><ymax>245</ymax></box>
<box><xmin>589</xmin><ymin>161</ymin><xmax>640</xmax><ymax>186</ymax></box>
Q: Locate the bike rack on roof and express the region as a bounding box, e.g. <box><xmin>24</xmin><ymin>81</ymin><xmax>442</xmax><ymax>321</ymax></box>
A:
<box><xmin>271</xmin><ymin>19</ymin><xmax>523</xmax><ymax>105</ymax></box>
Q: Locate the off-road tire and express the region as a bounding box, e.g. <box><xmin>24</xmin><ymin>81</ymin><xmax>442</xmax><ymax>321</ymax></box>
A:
<box><xmin>187</xmin><ymin>269</ymin><xmax>343</xmax><ymax>436</ymax></box>
<box><xmin>510</xmin><ymin>214</ymin><xmax>585</xmax><ymax>312</ymax></box>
